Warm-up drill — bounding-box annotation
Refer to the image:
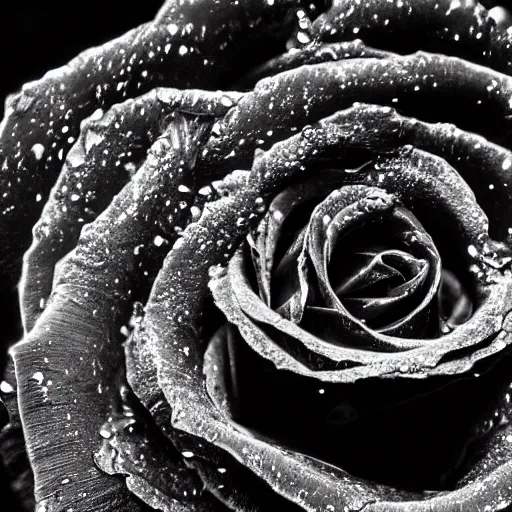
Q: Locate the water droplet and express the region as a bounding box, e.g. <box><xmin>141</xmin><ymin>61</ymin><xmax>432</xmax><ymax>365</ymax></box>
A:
<box><xmin>254</xmin><ymin>197</ymin><xmax>266</xmax><ymax>213</ymax></box>
<box><xmin>190</xmin><ymin>206</ymin><xmax>201</xmax><ymax>221</ymax></box>
<box><xmin>100</xmin><ymin>428</ymin><xmax>112</xmax><ymax>439</ymax></box>
<box><xmin>167</xmin><ymin>24</ymin><xmax>179</xmax><ymax>36</ymax></box>
<box><xmin>220</xmin><ymin>96</ymin><xmax>234</xmax><ymax>108</ymax></box>
<box><xmin>468</xmin><ymin>245</ymin><xmax>478</xmax><ymax>258</ymax></box>
<box><xmin>154</xmin><ymin>235</ymin><xmax>166</xmax><ymax>247</ymax></box>
<box><xmin>272</xmin><ymin>210</ymin><xmax>284</xmax><ymax>223</ymax></box>
<box><xmin>297</xmin><ymin>32</ymin><xmax>310</xmax><ymax>44</ymax></box>
<box><xmin>31</xmin><ymin>143</ymin><xmax>45</xmax><ymax>160</ymax></box>
<box><xmin>0</xmin><ymin>381</ymin><xmax>14</xmax><ymax>393</ymax></box>
<box><xmin>31</xmin><ymin>372</ymin><xmax>44</xmax><ymax>385</ymax></box>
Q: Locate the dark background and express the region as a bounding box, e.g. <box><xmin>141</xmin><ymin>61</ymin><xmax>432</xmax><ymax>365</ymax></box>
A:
<box><xmin>0</xmin><ymin>2</ymin><xmax>165</xmax><ymax>118</ymax></box>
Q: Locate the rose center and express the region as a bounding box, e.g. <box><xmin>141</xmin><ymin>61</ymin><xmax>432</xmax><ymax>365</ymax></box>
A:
<box><xmin>332</xmin><ymin>248</ymin><xmax>430</xmax><ymax>329</ymax></box>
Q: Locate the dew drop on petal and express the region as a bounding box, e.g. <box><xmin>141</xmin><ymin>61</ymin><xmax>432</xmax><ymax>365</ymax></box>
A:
<box><xmin>0</xmin><ymin>381</ymin><xmax>14</xmax><ymax>393</ymax></box>
<box><xmin>154</xmin><ymin>235</ymin><xmax>166</xmax><ymax>247</ymax></box>
<box><xmin>167</xmin><ymin>23</ymin><xmax>179</xmax><ymax>35</ymax></box>
<box><xmin>31</xmin><ymin>372</ymin><xmax>44</xmax><ymax>385</ymax></box>
<box><xmin>31</xmin><ymin>143</ymin><xmax>45</xmax><ymax>160</ymax></box>
<box><xmin>468</xmin><ymin>245</ymin><xmax>478</xmax><ymax>258</ymax></box>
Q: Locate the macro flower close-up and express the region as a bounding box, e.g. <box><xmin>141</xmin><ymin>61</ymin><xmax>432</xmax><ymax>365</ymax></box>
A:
<box><xmin>4</xmin><ymin>0</ymin><xmax>512</xmax><ymax>510</ymax></box>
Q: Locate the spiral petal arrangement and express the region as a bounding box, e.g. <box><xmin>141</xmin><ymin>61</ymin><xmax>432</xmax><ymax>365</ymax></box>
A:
<box><xmin>4</xmin><ymin>1</ymin><xmax>512</xmax><ymax>511</ymax></box>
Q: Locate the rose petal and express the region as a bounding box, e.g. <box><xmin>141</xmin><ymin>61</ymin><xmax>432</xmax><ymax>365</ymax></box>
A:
<box><xmin>0</xmin><ymin>0</ymin><xmax>320</xmax><ymax>271</ymax></box>
<box><xmin>317</xmin><ymin>204</ymin><xmax>441</xmax><ymax>337</ymax></box>
<box><xmin>204</xmin><ymin>53</ymin><xmax>512</xmax><ymax>174</ymax></box>
<box><xmin>126</xmin><ymin>317</ymin><xmax>312</xmax><ymax>511</ymax></box>
<box><xmin>20</xmin><ymin>88</ymin><xmax>242</xmax><ymax>333</ymax></box>
<box><xmin>93</xmin><ymin>390</ymin><xmax>220</xmax><ymax>512</ymax></box>
<box><xmin>322</xmin><ymin>103</ymin><xmax>512</xmax><ymax>240</ymax></box>
<box><xmin>333</xmin><ymin>252</ymin><xmax>430</xmax><ymax>327</ymax></box>
<box><xmin>251</xmin><ymin>173</ymin><xmax>345</xmax><ymax>313</ymax></box>
<box><xmin>239</xmin><ymin>40</ymin><xmax>393</xmax><ymax>87</ymax></box>
<box><xmin>312</xmin><ymin>0</ymin><xmax>512</xmax><ymax>75</ymax></box>
<box><xmin>12</xmin><ymin>291</ymin><xmax>148</xmax><ymax>512</ymax></box>
<box><xmin>11</xmin><ymin>115</ymin><xmax>212</xmax><ymax>511</ymax></box>
<box><xmin>305</xmin><ymin>186</ymin><xmax>440</xmax><ymax>339</ymax></box>
<box><xmin>439</xmin><ymin>269</ymin><xmax>473</xmax><ymax>330</ymax></box>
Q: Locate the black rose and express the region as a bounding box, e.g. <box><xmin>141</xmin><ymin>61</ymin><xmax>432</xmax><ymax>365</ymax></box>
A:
<box><xmin>3</xmin><ymin>1</ymin><xmax>512</xmax><ymax>511</ymax></box>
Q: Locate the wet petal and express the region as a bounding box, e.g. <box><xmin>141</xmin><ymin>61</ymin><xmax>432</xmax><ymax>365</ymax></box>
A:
<box><xmin>312</xmin><ymin>0</ymin><xmax>512</xmax><ymax>75</ymax></box>
<box><xmin>20</xmin><ymin>88</ymin><xmax>242</xmax><ymax>333</ymax></box>
<box><xmin>11</xmin><ymin>115</ymin><xmax>213</xmax><ymax>511</ymax></box>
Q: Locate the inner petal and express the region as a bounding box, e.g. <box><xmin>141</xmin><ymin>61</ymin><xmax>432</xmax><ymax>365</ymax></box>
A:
<box><xmin>438</xmin><ymin>268</ymin><xmax>473</xmax><ymax>334</ymax></box>
<box><xmin>334</xmin><ymin>249</ymin><xmax>430</xmax><ymax>329</ymax></box>
<box><xmin>307</xmin><ymin>191</ymin><xmax>443</xmax><ymax>340</ymax></box>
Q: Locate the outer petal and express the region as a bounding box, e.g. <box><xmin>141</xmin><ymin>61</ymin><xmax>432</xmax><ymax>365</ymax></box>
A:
<box><xmin>311</xmin><ymin>0</ymin><xmax>512</xmax><ymax>75</ymax></box>
<box><xmin>0</xmin><ymin>0</ymin><xmax>324</xmax><ymax>271</ymax></box>
<box><xmin>20</xmin><ymin>88</ymin><xmax>243</xmax><ymax>333</ymax></box>
<box><xmin>11</xmin><ymin>114</ymin><xmax>215</xmax><ymax>511</ymax></box>
<box><xmin>203</xmin><ymin>52</ymin><xmax>512</xmax><ymax>175</ymax></box>
<box><xmin>126</xmin><ymin>318</ymin><xmax>308</xmax><ymax>511</ymax></box>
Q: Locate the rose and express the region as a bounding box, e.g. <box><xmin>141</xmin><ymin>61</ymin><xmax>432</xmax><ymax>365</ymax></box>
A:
<box><xmin>4</xmin><ymin>0</ymin><xmax>512</xmax><ymax>510</ymax></box>
<box><xmin>3</xmin><ymin>0</ymin><xmax>512</xmax><ymax>511</ymax></box>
